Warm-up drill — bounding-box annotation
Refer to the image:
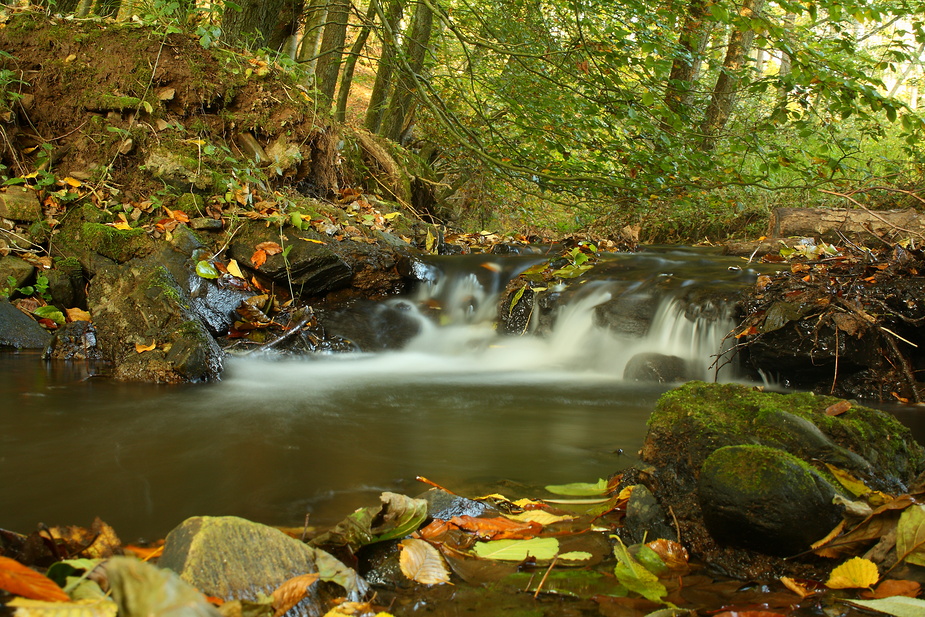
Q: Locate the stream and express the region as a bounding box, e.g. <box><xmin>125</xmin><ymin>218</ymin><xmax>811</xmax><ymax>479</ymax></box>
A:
<box><xmin>1</xmin><ymin>246</ymin><xmax>910</xmax><ymax>543</ymax></box>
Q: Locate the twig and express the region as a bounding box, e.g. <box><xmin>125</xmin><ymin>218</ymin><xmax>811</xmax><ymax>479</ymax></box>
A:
<box><xmin>668</xmin><ymin>506</ymin><xmax>681</xmax><ymax>543</ymax></box>
<box><xmin>533</xmin><ymin>555</ymin><xmax>559</xmax><ymax>598</ymax></box>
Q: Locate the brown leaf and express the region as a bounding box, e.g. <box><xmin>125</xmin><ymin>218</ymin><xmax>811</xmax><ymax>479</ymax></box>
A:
<box><xmin>251</xmin><ymin>249</ymin><xmax>267</xmax><ymax>268</ymax></box>
<box><xmin>399</xmin><ymin>539</ymin><xmax>451</xmax><ymax>586</ymax></box>
<box><xmin>645</xmin><ymin>539</ymin><xmax>689</xmax><ymax>570</ymax></box>
<box><xmin>448</xmin><ymin>515</ymin><xmax>542</xmax><ymax>540</ymax></box>
<box><xmin>271</xmin><ymin>573</ymin><xmax>319</xmax><ymax>617</ymax></box>
<box><xmin>825</xmin><ymin>400</ymin><xmax>852</xmax><ymax>416</ymax></box>
<box><xmin>863</xmin><ymin>578</ymin><xmax>921</xmax><ymax>599</ymax></box>
<box><xmin>0</xmin><ymin>555</ymin><xmax>70</xmax><ymax>602</ymax></box>
<box><xmin>255</xmin><ymin>241</ymin><xmax>283</xmax><ymax>255</ymax></box>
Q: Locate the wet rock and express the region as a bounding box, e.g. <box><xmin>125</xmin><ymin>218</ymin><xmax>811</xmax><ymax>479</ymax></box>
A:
<box><xmin>88</xmin><ymin>256</ymin><xmax>223</xmax><ymax>383</ymax></box>
<box><xmin>357</xmin><ymin>540</ymin><xmax>410</xmax><ymax>590</ymax></box>
<box><xmin>159</xmin><ymin>515</ymin><xmax>323</xmax><ymax>612</ymax></box>
<box><xmin>698</xmin><ymin>445</ymin><xmax>842</xmax><ymax>556</ymax></box>
<box><xmin>622</xmin><ymin>484</ymin><xmax>675</xmax><ymax>545</ymax></box>
<box><xmin>0</xmin><ymin>298</ymin><xmax>51</xmax><ymax>349</ymax></box>
<box><xmin>320</xmin><ymin>300</ymin><xmax>421</xmax><ymax>351</ymax></box>
<box><xmin>189</xmin><ymin>217</ymin><xmax>223</xmax><ymax>231</ymax></box>
<box><xmin>420</xmin><ymin>488</ymin><xmax>495</xmax><ymax>520</ymax></box>
<box><xmin>43</xmin><ymin>320</ymin><xmax>103</xmax><ymax>360</ymax></box>
<box><xmin>0</xmin><ymin>255</ymin><xmax>34</xmax><ymax>289</ymax></box>
<box><xmin>632</xmin><ymin>381</ymin><xmax>925</xmax><ymax>579</ymax></box>
<box><xmin>0</xmin><ymin>185</ymin><xmax>42</xmax><ymax>221</ymax></box>
<box><xmin>623</xmin><ymin>353</ymin><xmax>691</xmax><ymax>383</ymax></box>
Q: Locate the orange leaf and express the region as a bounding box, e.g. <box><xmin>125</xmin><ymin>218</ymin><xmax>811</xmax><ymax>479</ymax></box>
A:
<box><xmin>645</xmin><ymin>539</ymin><xmax>689</xmax><ymax>570</ymax></box>
<box><xmin>825</xmin><ymin>400</ymin><xmax>852</xmax><ymax>416</ymax></box>
<box><xmin>135</xmin><ymin>340</ymin><xmax>156</xmax><ymax>353</ymax></box>
<box><xmin>448</xmin><ymin>515</ymin><xmax>542</xmax><ymax>540</ymax></box>
<box><xmin>0</xmin><ymin>556</ymin><xmax>70</xmax><ymax>602</ymax></box>
<box><xmin>271</xmin><ymin>573</ymin><xmax>319</xmax><ymax>617</ymax></box>
<box><xmin>255</xmin><ymin>241</ymin><xmax>283</xmax><ymax>255</ymax></box>
<box><xmin>863</xmin><ymin>579</ymin><xmax>921</xmax><ymax>599</ymax></box>
<box><xmin>251</xmin><ymin>249</ymin><xmax>267</xmax><ymax>268</ymax></box>
<box><xmin>65</xmin><ymin>307</ymin><xmax>92</xmax><ymax>322</ymax></box>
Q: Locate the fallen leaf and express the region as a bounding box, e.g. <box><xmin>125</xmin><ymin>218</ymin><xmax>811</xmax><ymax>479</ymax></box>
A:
<box><xmin>6</xmin><ymin>597</ymin><xmax>118</xmax><ymax>615</ymax></box>
<box><xmin>226</xmin><ymin>259</ymin><xmax>245</xmax><ymax>279</ymax></box>
<box><xmin>271</xmin><ymin>573</ymin><xmax>320</xmax><ymax>617</ymax></box>
<box><xmin>66</xmin><ymin>307</ymin><xmax>92</xmax><ymax>322</ymax></box>
<box><xmin>108</xmin><ymin>221</ymin><xmax>133</xmax><ymax>231</ymax></box>
<box><xmin>827</xmin><ymin>556</ymin><xmax>880</xmax><ymax>589</ymax></box>
<box><xmin>613</xmin><ymin>536</ymin><xmax>667</xmax><ymax>603</ymax></box>
<box><xmin>472</xmin><ymin>537</ymin><xmax>559</xmax><ymax>561</ymax></box>
<box><xmin>135</xmin><ymin>340</ymin><xmax>156</xmax><ymax>353</ymax></box>
<box><xmin>399</xmin><ymin>539</ymin><xmax>452</xmax><ymax>585</ymax></box>
<box><xmin>781</xmin><ymin>576</ymin><xmax>822</xmax><ymax>599</ymax></box>
<box><xmin>862</xmin><ymin>579</ymin><xmax>921</xmax><ymax>599</ymax></box>
<box><xmin>504</xmin><ymin>510</ymin><xmax>576</xmax><ymax>525</ymax></box>
<box><xmin>825</xmin><ymin>400</ymin><xmax>852</xmax><ymax>416</ymax></box>
<box><xmin>251</xmin><ymin>249</ymin><xmax>267</xmax><ymax>268</ymax></box>
<box><xmin>545</xmin><ymin>478</ymin><xmax>609</xmax><ymax>496</ymax></box>
<box><xmin>896</xmin><ymin>504</ymin><xmax>925</xmax><ymax>566</ymax></box>
<box><xmin>255</xmin><ymin>241</ymin><xmax>283</xmax><ymax>255</ymax></box>
<box><xmin>846</xmin><ymin>596</ymin><xmax>925</xmax><ymax>616</ymax></box>
<box><xmin>0</xmin><ymin>555</ymin><xmax>70</xmax><ymax>602</ymax></box>
<box><xmin>825</xmin><ymin>464</ymin><xmax>871</xmax><ymax>497</ymax></box>
<box><xmin>645</xmin><ymin>539</ymin><xmax>689</xmax><ymax>570</ymax></box>
<box><xmin>448</xmin><ymin>515</ymin><xmax>542</xmax><ymax>540</ymax></box>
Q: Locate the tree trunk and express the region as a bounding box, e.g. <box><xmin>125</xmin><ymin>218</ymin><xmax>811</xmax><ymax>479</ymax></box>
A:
<box><xmin>364</xmin><ymin>0</ymin><xmax>404</xmax><ymax>133</ymax></box>
<box><xmin>698</xmin><ymin>0</ymin><xmax>766</xmax><ymax>151</ymax></box>
<box><xmin>222</xmin><ymin>0</ymin><xmax>303</xmax><ymax>50</ymax></box>
<box><xmin>381</xmin><ymin>0</ymin><xmax>434</xmax><ymax>142</ymax></box>
<box><xmin>297</xmin><ymin>0</ymin><xmax>329</xmax><ymax>74</ymax></box>
<box><xmin>334</xmin><ymin>0</ymin><xmax>380</xmax><ymax>123</ymax></box>
<box><xmin>314</xmin><ymin>0</ymin><xmax>351</xmax><ymax>110</ymax></box>
<box><xmin>663</xmin><ymin>0</ymin><xmax>713</xmax><ymax>123</ymax></box>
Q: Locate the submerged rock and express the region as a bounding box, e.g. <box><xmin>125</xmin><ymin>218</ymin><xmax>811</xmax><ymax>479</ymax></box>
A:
<box><xmin>629</xmin><ymin>381</ymin><xmax>925</xmax><ymax>579</ymax></box>
<box><xmin>623</xmin><ymin>353</ymin><xmax>692</xmax><ymax>383</ymax></box>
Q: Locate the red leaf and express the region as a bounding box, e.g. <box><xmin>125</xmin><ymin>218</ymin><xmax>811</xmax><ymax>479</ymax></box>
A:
<box><xmin>0</xmin><ymin>556</ymin><xmax>70</xmax><ymax>602</ymax></box>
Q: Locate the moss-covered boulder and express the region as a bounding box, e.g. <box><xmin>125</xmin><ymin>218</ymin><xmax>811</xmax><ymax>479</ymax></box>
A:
<box><xmin>629</xmin><ymin>381</ymin><xmax>925</xmax><ymax>579</ymax></box>
<box><xmin>698</xmin><ymin>445</ymin><xmax>843</xmax><ymax>556</ymax></box>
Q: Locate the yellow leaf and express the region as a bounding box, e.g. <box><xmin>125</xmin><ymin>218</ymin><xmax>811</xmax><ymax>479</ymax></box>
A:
<box><xmin>108</xmin><ymin>222</ymin><xmax>133</xmax><ymax>231</ymax></box>
<box><xmin>399</xmin><ymin>538</ymin><xmax>451</xmax><ymax>586</ymax></box>
<box><xmin>504</xmin><ymin>511</ymin><xmax>576</xmax><ymax>525</ymax></box>
<box><xmin>226</xmin><ymin>259</ymin><xmax>245</xmax><ymax>279</ymax></box>
<box><xmin>827</xmin><ymin>557</ymin><xmax>879</xmax><ymax>589</ymax></box>
<box><xmin>135</xmin><ymin>340</ymin><xmax>156</xmax><ymax>353</ymax></box>
<box><xmin>299</xmin><ymin>238</ymin><xmax>326</xmax><ymax>244</ymax></box>
<box><xmin>781</xmin><ymin>576</ymin><xmax>818</xmax><ymax>599</ymax></box>
<box><xmin>65</xmin><ymin>308</ymin><xmax>91</xmax><ymax>322</ymax></box>
<box><xmin>62</xmin><ymin>177</ymin><xmax>83</xmax><ymax>187</ymax></box>
<box><xmin>383</xmin><ymin>212</ymin><xmax>401</xmax><ymax>220</ymax></box>
<box><xmin>825</xmin><ymin>464</ymin><xmax>871</xmax><ymax>498</ymax></box>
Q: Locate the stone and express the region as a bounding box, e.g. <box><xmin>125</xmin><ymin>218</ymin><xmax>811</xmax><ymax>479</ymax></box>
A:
<box><xmin>144</xmin><ymin>146</ymin><xmax>214</xmax><ymax>190</ymax></box>
<box><xmin>622</xmin><ymin>484</ymin><xmax>676</xmax><ymax>545</ymax></box>
<box><xmin>0</xmin><ymin>186</ymin><xmax>42</xmax><ymax>221</ymax></box>
<box><xmin>420</xmin><ymin>488</ymin><xmax>496</xmax><ymax>520</ymax></box>
<box><xmin>88</xmin><ymin>257</ymin><xmax>223</xmax><ymax>383</ymax></box>
<box><xmin>0</xmin><ymin>298</ymin><xmax>51</xmax><ymax>349</ymax></box>
<box><xmin>698</xmin><ymin>445</ymin><xmax>843</xmax><ymax>556</ymax></box>
<box><xmin>0</xmin><ymin>255</ymin><xmax>35</xmax><ymax>290</ymax></box>
<box><xmin>158</xmin><ymin>516</ymin><xmax>322</xmax><ymax>609</ymax></box>
<box><xmin>623</xmin><ymin>353</ymin><xmax>691</xmax><ymax>382</ymax></box>
<box><xmin>43</xmin><ymin>320</ymin><xmax>103</xmax><ymax>360</ymax></box>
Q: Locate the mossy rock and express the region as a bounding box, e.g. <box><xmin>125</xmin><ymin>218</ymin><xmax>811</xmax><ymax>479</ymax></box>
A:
<box><xmin>698</xmin><ymin>445</ymin><xmax>843</xmax><ymax>556</ymax></box>
<box><xmin>643</xmin><ymin>381</ymin><xmax>924</xmax><ymax>494</ymax></box>
<box><xmin>80</xmin><ymin>222</ymin><xmax>156</xmax><ymax>263</ymax></box>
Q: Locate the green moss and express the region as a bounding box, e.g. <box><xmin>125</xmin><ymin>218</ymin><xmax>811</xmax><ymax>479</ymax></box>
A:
<box><xmin>81</xmin><ymin>222</ymin><xmax>154</xmax><ymax>262</ymax></box>
<box><xmin>702</xmin><ymin>444</ymin><xmax>829</xmax><ymax>495</ymax></box>
<box><xmin>146</xmin><ymin>265</ymin><xmax>187</xmax><ymax>308</ymax></box>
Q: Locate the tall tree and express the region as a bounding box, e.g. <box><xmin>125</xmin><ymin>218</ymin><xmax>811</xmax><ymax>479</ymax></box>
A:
<box><xmin>380</xmin><ymin>0</ymin><xmax>435</xmax><ymax>141</ymax></box>
<box><xmin>365</xmin><ymin>0</ymin><xmax>404</xmax><ymax>133</ymax></box>
<box><xmin>314</xmin><ymin>0</ymin><xmax>351</xmax><ymax>110</ymax></box>
<box><xmin>222</xmin><ymin>0</ymin><xmax>304</xmax><ymax>50</ymax></box>
<box><xmin>334</xmin><ymin>0</ymin><xmax>381</xmax><ymax>122</ymax></box>
<box><xmin>297</xmin><ymin>0</ymin><xmax>330</xmax><ymax>73</ymax></box>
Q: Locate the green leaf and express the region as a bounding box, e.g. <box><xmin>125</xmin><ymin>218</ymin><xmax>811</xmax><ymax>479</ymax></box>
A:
<box><xmin>46</xmin><ymin>559</ymin><xmax>101</xmax><ymax>588</ymax></box>
<box><xmin>33</xmin><ymin>305</ymin><xmax>65</xmax><ymax>325</ymax></box>
<box><xmin>613</xmin><ymin>537</ymin><xmax>668</xmax><ymax>604</ymax></box>
<box><xmin>311</xmin><ymin>492</ymin><xmax>428</xmax><ymax>550</ymax></box>
<box><xmin>897</xmin><ymin>504</ymin><xmax>925</xmax><ymax>566</ymax></box>
<box><xmin>509</xmin><ymin>285</ymin><xmax>527</xmax><ymax>316</ymax></box>
<box><xmin>846</xmin><ymin>596</ymin><xmax>925</xmax><ymax>617</ymax></box>
<box><xmin>472</xmin><ymin>537</ymin><xmax>560</xmax><ymax>561</ymax></box>
<box><xmin>546</xmin><ymin>478</ymin><xmax>609</xmax><ymax>496</ymax></box>
<box><xmin>195</xmin><ymin>260</ymin><xmax>220</xmax><ymax>279</ymax></box>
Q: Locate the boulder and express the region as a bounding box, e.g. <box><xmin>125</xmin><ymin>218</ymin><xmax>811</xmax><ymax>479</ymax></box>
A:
<box><xmin>0</xmin><ymin>186</ymin><xmax>42</xmax><ymax>221</ymax></box>
<box><xmin>630</xmin><ymin>381</ymin><xmax>925</xmax><ymax>579</ymax></box>
<box><xmin>88</xmin><ymin>256</ymin><xmax>223</xmax><ymax>382</ymax></box>
<box><xmin>158</xmin><ymin>516</ymin><xmax>322</xmax><ymax>610</ymax></box>
<box><xmin>623</xmin><ymin>353</ymin><xmax>691</xmax><ymax>383</ymax></box>
<box><xmin>698</xmin><ymin>445</ymin><xmax>842</xmax><ymax>556</ymax></box>
<box><xmin>0</xmin><ymin>298</ymin><xmax>51</xmax><ymax>349</ymax></box>
<box><xmin>0</xmin><ymin>255</ymin><xmax>35</xmax><ymax>290</ymax></box>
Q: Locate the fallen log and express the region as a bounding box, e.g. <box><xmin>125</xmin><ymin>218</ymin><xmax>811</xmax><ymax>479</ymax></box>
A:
<box><xmin>768</xmin><ymin>207</ymin><xmax>925</xmax><ymax>245</ymax></box>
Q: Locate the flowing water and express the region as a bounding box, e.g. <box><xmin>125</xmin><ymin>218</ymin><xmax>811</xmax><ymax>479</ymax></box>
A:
<box><xmin>2</xmin><ymin>247</ymin><xmax>769</xmax><ymax>541</ymax></box>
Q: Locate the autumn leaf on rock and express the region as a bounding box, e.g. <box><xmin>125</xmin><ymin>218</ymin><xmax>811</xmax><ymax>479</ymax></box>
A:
<box><xmin>399</xmin><ymin>539</ymin><xmax>452</xmax><ymax>585</ymax></box>
<box><xmin>251</xmin><ymin>249</ymin><xmax>267</xmax><ymax>268</ymax></box>
<box><xmin>271</xmin><ymin>573</ymin><xmax>320</xmax><ymax>617</ymax></box>
<box><xmin>826</xmin><ymin>556</ymin><xmax>879</xmax><ymax>589</ymax></box>
<box><xmin>0</xmin><ymin>555</ymin><xmax>70</xmax><ymax>602</ymax></box>
<box><xmin>135</xmin><ymin>340</ymin><xmax>156</xmax><ymax>353</ymax></box>
<box><xmin>66</xmin><ymin>307</ymin><xmax>92</xmax><ymax>322</ymax></box>
<box><xmin>255</xmin><ymin>241</ymin><xmax>283</xmax><ymax>255</ymax></box>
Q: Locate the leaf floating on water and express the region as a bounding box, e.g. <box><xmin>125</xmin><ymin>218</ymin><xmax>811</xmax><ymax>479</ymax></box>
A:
<box><xmin>645</xmin><ymin>539</ymin><xmax>689</xmax><ymax>571</ymax></box>
<box><xmin>6</xmin><ymin>597</ymin><xmax>118</xmax><ymax>616</ymax></box>
<box><xmin>472</xmin><ymin>537</ymin><xmax>559</xmax><ymax>562</ymax></box>
<box><xmin>399</xmin><ymin>539</ymin><xmax>451</xmax><ymax>586</ymax></box>
<box><xmin>612</xmin><ymin>537</ymin><xmax>667</xmax><ymax>604</ymax></box>
<box><xmin>845</xmin><ymin>596</ymin><xmax>925</xmax><ymax>617</ymax></box>
<box><xmin>826</xmin><ymin>556</ymin><xmax>879</xmax><ymax>589</ymax></box>
<box><xmin>271</xmin><ymin>573</ymin><xmax>320</xmax><ymax>617</ymax></box>
<box><xmin>448</xmin><ymin>515</ymin><xmax>541</xmax><ymax>540</ymax></box>
<box><xmin>863</xmin><ymin>579</ymin><xmax>922</xmax><ymax>599</ymax></box>
<box><xmin>504</xmin><ymin>511</ymin><xmax>576</xmax><ymax>526</ymax></box>
<box><xmin>545</xmin><ymin>478</ymin><xmax>609</xmax><ymax>496</ymax></box>
<box><xmin>0</xmin><ymin>556</ymin><xmax>71</xmax><ymax>602</ymax></box>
